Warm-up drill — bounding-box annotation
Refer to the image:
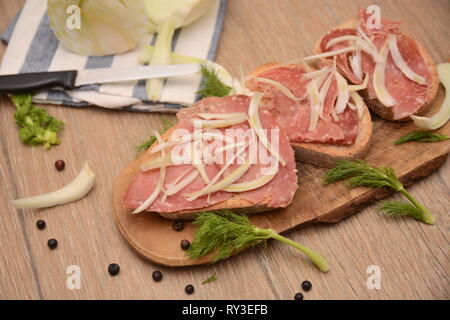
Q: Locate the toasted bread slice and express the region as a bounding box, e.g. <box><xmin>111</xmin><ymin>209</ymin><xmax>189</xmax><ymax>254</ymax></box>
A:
<box><xmin>314</xmin><ymin>19</ymin><xmax>439</xmax><ymax>122</ymax></box>
<box><xmin>115</xmin><ymin>126</ymin><xmax>285</xmax><ymax>220</ymax></box>
<box><xmin>247</xmin><ymin>62</ymin><xmax>373</xmax><ymax>168</ymax></box>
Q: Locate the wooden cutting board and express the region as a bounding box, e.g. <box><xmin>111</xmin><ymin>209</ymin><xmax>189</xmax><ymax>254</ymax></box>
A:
<box><xmin>112</xmin><ymin>89</ymin><xmax>449</xmax><ymax>267</ymax></box>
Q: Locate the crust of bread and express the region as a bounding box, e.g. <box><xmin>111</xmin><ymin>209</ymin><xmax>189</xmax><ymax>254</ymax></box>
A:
<box><xmin>314</xmin><ymin>19</ymin><xmax>439</xmax><ymax>122</ymax></box>
<box><xmin>247</xmin><ymin>62</ymin><xmax>373</xmax><ymax>168</ymax></box>
<box><xmin>119</xmin><ymin>122</ymin><xmax>290</xmax><ymax>221</ymax></box>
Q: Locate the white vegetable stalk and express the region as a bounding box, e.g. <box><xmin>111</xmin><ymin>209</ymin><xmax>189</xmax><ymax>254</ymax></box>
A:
<box><xmin>143</xmin><ymin>0</ymin><xmax>216</xmax><ymax>101</ymax></box>
<box><xmin>303</xmin><ymin>46</ymin><xmax>357</xmax><ymax>61</ymax></box>
<box><xmin>319</xmin><ymin>73</ymin><xmax>333</xmax><ymax>119</ymax></box>
<box><xmin>197</xmin><ymin>113</ymin><xmax>247</xmax><ymax>120</ymax></box>
<box><xmin>350</xmin><ymin>49</ymin><xmax>363</xmax><ymax>81</ymax></box>
<box><xmin>334</xmin><ymin>71</ymin><xmax>350</xmax><ymax>114</ymax></box>
<box><xmin>411</xmin><ymin>63</ymin><xmax>450</xmax><ymax>129</ymax></box>
<box><xmin>146</xmin><ymin>19</ymin><xmax>177</xmax><ymax>101</ymax></box>
<box><xmin>248</xmin><ymin>93</ymin><xmax>286</xmax><ymax>166</ymax></box>
<box><xmin>373</xmin><ymin>41</ymin><xmax>396</xmax><ymax>107</ymax></box>
<box><xmin>192</xmin><ymin>115</ymin><xmax>248</xmax><ymax>129</ymax></box>
<box><xmin>133</xmin><ymin>131</ymin><xmax>167</xmax><ymax>213</ymax></box>
<box><xmin>12</xmin><ymin>162</ymin><xmax>95</xmax><ymax>209</ymax></box>
<box><xmin>388</xmin><ymin>35</ymin><xmax>427</xmax><ymax>85</ymax></box>
<box><xmin>349</xmin><ymin>91</ymin><xmax>366</xmax><ymax>120</ymax></box>
<box><xmin>253</xmin><ymin>77</ymin><xmax>301</xmax><ymax>102</ymax></box>
<box><xmin>306</xmin><ymin>81</ymin><xmax>321</xmax><ymax>131</ymax></box>
<box><xmin>348</xmin><ymin>73</ymin><xmax>369</xmax><ymax>91</ymax></box>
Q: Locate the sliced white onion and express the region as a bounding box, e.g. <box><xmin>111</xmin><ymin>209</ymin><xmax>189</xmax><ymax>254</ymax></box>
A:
<box><xmin>348</xmin><ymin>73</ymin><xmax>369</xmax><ymax>91</ymax></box>
<box><xmin>191</xmin><ymin>140</ymin><xmax>210</xmax><ymax>184</ymax></box>
<box><xmin>350</xmin><ymin>91</ymin><xmax>366</xmax><ymax>120</ymax></box>
<box><xmin>303</xmin><ymin>67</ymin><xmax>330</xmax><ymax>79</ymax></box>
<box><xmin>224</xmin><ymin>173</ymin><xmax>275</xmax><ymax>192</ymax></box>
<box><xmin>331</xmin><ymin>108</ymin><xmax>340</xmax><ymax>122</ymax></box>
<box><xmin>248</xmin><ymin>93</ymin><xmax>286</xmax><ymax>166</ymax></box>
<box><xmin>304</xmin><ymin>46</ymin><xmax>357</xmax><ymax>61</ymax></box>
<box><xmin>192</xmin><ymin>115</ymin><xmax>248</xmax><ymax>129</ymax></box>
<box><xmin>373</xmin><ymin>41</ymin><xmax>396</xmax><ymax>107</ymax></box>
<box><xmin>306</xmin><ymin>81</ymin><xmax>321</xmax><ymax>131</ymax></box>
<box><xmin>140</xmin><ymin>155</ymin><xmax>173</xmax><ymax>172</ymax></box>
<box><xmin>150</xmin><ymin>140</ymin><xmax>178</xmax><ymax>154</ymax></box>
<box><xmin>133</xmin><ymin>131</ymin><xmax>167</xmax><ymax>213</ymax></box>
<box><xmin>319</xmin><ymin>73</ymin><xmax>334</xmax><ymax>119</ymax></box>
<box><xmin>186</xmin><ymin>162</ymin><xmax>251</xmax><ymax>200</ymax></box>
<box><xmin>196</xmin><ymin>112</ymin><xmax>247</xmax><ymax>120</ymax></box>
<box><xmin>165</xmin><ymin>170</ymin><xmax>200</xmax><ymax>196</ymax></box>
<box><xmin>184</xmin><ymin>145</ymin><xmax>249</xmax><ymax>200</ymax></box>
<box><xmin>350</xmin><ymin>49</ymin><xmax>363</xmax><ymax>81</ymax></box>
<box><xmin>253</xmin><ymin>77</ymin><xmax>301</xmax><ymax>102</ymax></box>
<box><xmin>388</xmin><ymin>35</ymin><xmax>427</xmax><ymax>85</ymax></box>
<box><xmin>325</xmin><ymin>35</ymin><xmax>360</xmax><ymax>49</ymax></box>
<box><xmin>334</xmin><ymin>71</ymin><xmax>350</xmax><ymax>114</ymax></box>
<box><xmin>12</xmin><ymin>162</ymin><xmax>95</xmax><ymax>209</ymax></box>
<box><xmin>411</xmin><ymin>63</ymin><xmax>450</xmax><ymax>129</ymax></box>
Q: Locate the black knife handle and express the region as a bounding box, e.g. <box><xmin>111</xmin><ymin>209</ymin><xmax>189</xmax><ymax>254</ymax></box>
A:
<box><xmin>0</xmin><ymin>70</ymin><xmax>77</xmax><ymax>94</ymax></box>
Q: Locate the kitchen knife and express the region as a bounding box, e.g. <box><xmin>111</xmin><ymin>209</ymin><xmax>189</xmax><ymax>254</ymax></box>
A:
<box><xmin>0</xmin><ymin>64</ymin><xmax>199</xmax><ymax>94</ymax></box>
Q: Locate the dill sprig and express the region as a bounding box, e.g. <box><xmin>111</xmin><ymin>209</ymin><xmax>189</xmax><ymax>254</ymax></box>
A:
<box><xmin>378</xmin><ymin>201</ymin><xmax>426</xmax><ymax>222</ymax></box>
<box><xmin>135</xmin><ymin>118</ymin><xmax>174</xmax><ymax>153</ymax></box>
<box><xmin>395</xmin><ymin>130</ymin><xmax>450</xmax><ymax>145</ymax></box>
<box><xmin>197</xmin><ymin>63</ymin><xmax>232</xmax><ymax>98</ymax></box>
<box><xmin>202</xmin><ymin>273</ymin><xmax>218</xmax><ymax>285</ymax></box>
<box><xmin>186</xmin><ymin>211</ymin><xmax>330</xmax><ymax>272</ymax></box>
<box><xmin>11</xmin><ymin>94</ymin><xmax>64</xmax><ymax>149</ymax></box>
<box><xmin>324</xmin><ymin>160</ymin><xmax>435</xmax><ymax>224</ymax></box>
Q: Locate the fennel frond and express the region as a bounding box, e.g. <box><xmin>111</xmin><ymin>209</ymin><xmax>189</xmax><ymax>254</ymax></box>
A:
<box><xmin>394</xmin><ymin>130</ymin><xmax>449</xmax><ymax>145</ymax></box>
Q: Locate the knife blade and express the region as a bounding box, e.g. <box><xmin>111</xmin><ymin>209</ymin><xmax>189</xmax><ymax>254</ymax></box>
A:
<box><xmin>0</xmin><ymin>64</ymin><xmax>199</xmax><ymax>94</ymax></box>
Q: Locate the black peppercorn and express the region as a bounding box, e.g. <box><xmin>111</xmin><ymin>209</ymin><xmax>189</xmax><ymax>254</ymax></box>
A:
<box><xmin>36</xmin><ymin>220</ymin><xmax>46</xmax><ymax>230</ymax></box>
<box><xmin>185</xmin><ymin>284</ymin><xmax>195</xmax><ymax>295</ymax></box>
<box><xmin>108</xmin><ymin>263</ymin><xmax>120</xmax><ymax>276</ymax></box>
<box><xmin>302</xmin><ymin>280</ymin><xmax>312</xmax><ymax>291</ymax></box>
<box><xmin>47</xmin><ymin>239</ymin><xmax>58</xmax><ymax>249</ymax></box>
<box><xmin>152</xmin><ymin>270</ymin><xmax>163</xmax><ymax>282</ymax></box>
<box><xmin>172</xmin><ymin>220</ymin><xmax>184</xmax><ymax>232</ymax></box>
<box><xmin>180</xmin><ymin>239</ymin><xmax>190</xmax><ymax>250</ymax></box>
<box><xmin>294</xmin><ymin>292</ymin><xmax>304</xmax><ymax>300</ymax></box>
<box><xmin>55</xmin><ymin>160</ymin><xmax>65</xmax><ymax>171</ymax></box>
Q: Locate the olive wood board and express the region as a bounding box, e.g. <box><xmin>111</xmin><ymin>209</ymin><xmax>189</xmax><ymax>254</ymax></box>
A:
<box><xmin>112</xmin><ymin>89</ymin><xmax>450</xmax><ymax>267</ymax></box>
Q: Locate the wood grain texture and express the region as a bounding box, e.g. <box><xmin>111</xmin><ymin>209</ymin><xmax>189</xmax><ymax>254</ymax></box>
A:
<box><xmin>1</xmin><ymin>0</ymin><xmax>449</xmax><ymax>300</ymax></box>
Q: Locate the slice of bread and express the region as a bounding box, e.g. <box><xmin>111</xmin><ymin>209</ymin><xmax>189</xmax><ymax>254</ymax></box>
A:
<box><xmin>114</xmin><ymin>123</ymin><xmax>293</xmax><ymax>221</ymax></box>
<box><xmin>247</xmin><ymin>62</ymin><xmax>373</xmax><ymax>168</ymax></box>
<box><xmin>314</xmin><ymin>19</ymin><xmax>439</xmax><ymax>122</ymax></box>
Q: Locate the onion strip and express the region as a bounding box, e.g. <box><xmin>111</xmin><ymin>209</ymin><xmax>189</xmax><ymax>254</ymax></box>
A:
<box><xmin>253</xmin><ymin>77</ymin><xmax>301</xmax><ymax>102</ymax></box>
<box><xmin>334</xmin><ymin>71</ymin><xmax>350</xmax><ymax>114</ymax></box>
<box><xmin>248</xmin><ymin>93</ymin><xmax>286</xmax><ymax>166</ymax></box>
<box><xmin>411</xmin><ymin>63</ymin><xmax>450</xmax><ymax>129</ymax></box>
<box><xmin>303</xmin><ymin>46</ymin><xmax>357</xmax><ymax>61</ymax></box>
<box><xmin>373</xmin><ymin>41</ymin><xmax>396</xmax><ymax>107</ymax></box>
<box><xmin>388</xmin><ymin>35</ymin><xmax>427</xmax><ymax>85</ymax></box>
<box><xmin>11</xmin><ymin>162</ymin><xmax>95</xmax><ymax>209</ymax></box>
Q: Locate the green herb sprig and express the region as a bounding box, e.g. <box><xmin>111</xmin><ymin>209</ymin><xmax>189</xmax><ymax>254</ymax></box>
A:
<box><xmin>197</xmin><ymin>63</ymin><xmax>232</xmax><ymax>98</ymax></box>
<box><xmin>395</xmin><ymin>130</ymin><xmax>449</xmax><ymax>145</ymax></box>
<box><xmin>324</xmin><ymin>160</ymin><xmax>435</xmax><ymax>224</ymax></box>
<box><xmin>11</xmin><ymin>94</ymin><xmax>64</xmax><ymax>150</ymax></box>
<box><xmin>186</xmin><ymin>211</ymin><xmax>330</xmax><ymax>272</ymax></box>
<box><xmin>378</xmin><ymin>201</ymin><xmax>425</xmax><ymax>221</ymax></box>
<box><xmin>135</xmin><ymin>118</ymin><xmax>174</xmax><ymax>153</ymax></box>
<box><xmin>202</xmin><ymin>273</ymin><xmax>218</xmax><ymax>285</ymax></box>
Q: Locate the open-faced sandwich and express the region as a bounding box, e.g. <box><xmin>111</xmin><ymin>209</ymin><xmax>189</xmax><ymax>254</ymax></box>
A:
<box><xmin>312</xmin><ymin>9</ymin><xmax>439</xmax><ymax>121</ymax></box>
<box><xmin>122</xmin><ymin>95</ymin><xmax>298</xmax><ymax>219</ymax></box>
<box><xmin>245</xmin><ymin>62</ymin><xmax>373</xmax><ymax>167</ymax></box>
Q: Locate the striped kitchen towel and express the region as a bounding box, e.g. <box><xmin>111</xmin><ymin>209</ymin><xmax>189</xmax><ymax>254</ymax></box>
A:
<box><xmin>0</xmin><ymin>0</ymin><xmax>227</xmax><ymax>112</ymax></box>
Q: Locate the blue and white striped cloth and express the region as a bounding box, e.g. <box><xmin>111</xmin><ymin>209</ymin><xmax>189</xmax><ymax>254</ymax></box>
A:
<box><xmin>0</xmin><ymin>0</ymin><xmax>226</xmax><ymax>112</ymax></box>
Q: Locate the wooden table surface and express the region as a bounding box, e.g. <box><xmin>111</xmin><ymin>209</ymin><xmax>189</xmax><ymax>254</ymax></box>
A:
<box><xmin>1</xmin><ymin>0</ymin><xmax>449</xmax><ymax>300</ymax></box>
